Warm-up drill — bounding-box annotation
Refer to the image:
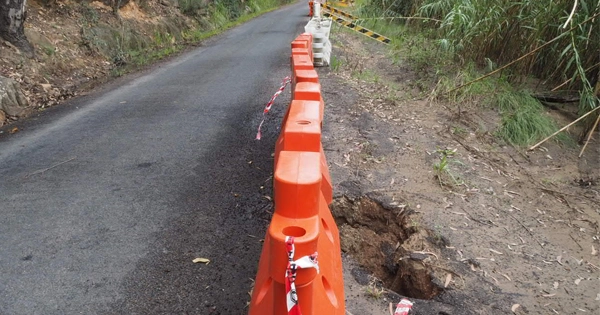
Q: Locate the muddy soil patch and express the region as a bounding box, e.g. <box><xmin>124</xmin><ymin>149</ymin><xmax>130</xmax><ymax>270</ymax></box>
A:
<box><xmin>332</xmin><ymin>194</ymin><xmax>445</xmax><ymax>300</ymax></box>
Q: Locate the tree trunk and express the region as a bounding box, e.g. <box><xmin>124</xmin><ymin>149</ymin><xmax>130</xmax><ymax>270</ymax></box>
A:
<box><xmin>0</xmin><ymin>0</ymin><xmax>34</xmax><ymax>58</ymax></box>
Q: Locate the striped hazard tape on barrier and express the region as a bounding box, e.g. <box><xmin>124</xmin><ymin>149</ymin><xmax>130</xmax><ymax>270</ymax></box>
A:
<box><xmin>324</xmin><ymin>12</ymin><xmax>391</xmax><ymax>44</ymax></box>
<box><xmin>322</xmin><ymin>3</ymin><xmax>357</xmax><ymax>21</ymax></box>
<box><xmin>285</xmin><ymin>236</ymin><xmax>319</xmax><ymax>315</ymax></box>
<box><xmin>256</xmin><ymin>76</ymin><xmax>291</xmax><ymax>140</ymax></box>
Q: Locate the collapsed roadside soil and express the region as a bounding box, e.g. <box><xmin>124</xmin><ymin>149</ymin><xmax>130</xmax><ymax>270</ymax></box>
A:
<box><xmin>319</xmin><ymin>30</ymin><xmax>600</xmax><ymax>314</ymax></box>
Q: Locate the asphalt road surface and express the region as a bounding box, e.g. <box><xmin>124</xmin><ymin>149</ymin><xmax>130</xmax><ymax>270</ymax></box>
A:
<box><xmin>0</xmin><ymin>2</ymin><xmax>309</xmax><ymax>314</ymax></box>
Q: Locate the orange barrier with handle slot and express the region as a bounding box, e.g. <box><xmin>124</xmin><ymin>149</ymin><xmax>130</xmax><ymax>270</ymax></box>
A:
<box><xmin>249</xmin><ymin>33</ymin><xmax>344</xmax><ymax>315</ymax></box>
<box><xmin>288</xmin><ymin>34</ymin><xmax>332</xmax><ymax>204</ymax></box>
<box><xmin>274</xmin><ymin>100</ymin><xmax>332</xmax><ymax>204</ymax></box>
<box><xmin>291</xmin><ymin>33</ymin><xmax>313</xmax><ymax>61</ymax></box>
<box><xmin>248</xmin><ymin>152</ymin><xmax>344</xmax><ymax>315</ymax></box>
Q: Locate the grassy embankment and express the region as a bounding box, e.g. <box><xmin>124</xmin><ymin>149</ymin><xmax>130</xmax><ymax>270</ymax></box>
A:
<box><xmin>77</xmin><ymin>0</ymin><xmax>292</xmax><ymax>76</ymax></box>
<box><xmin>331</xmin><ymin>0</ymin><xmax>599</xmax><ymax>146</ymax></box>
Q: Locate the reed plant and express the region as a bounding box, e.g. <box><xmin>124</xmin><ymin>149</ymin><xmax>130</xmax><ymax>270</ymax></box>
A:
<box><xmin>415</xmin><ymin>0</ymin><xmax>599</xmax><ymax>114</ymax></box>
<box><xmin>354</xmin><ymin>0</ymin><xmax>599</xmax><ymax>145</ymax></box>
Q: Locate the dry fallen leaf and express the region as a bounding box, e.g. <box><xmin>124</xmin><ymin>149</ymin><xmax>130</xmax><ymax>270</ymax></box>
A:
<box><xmin>9</xmin><ymin>127</ymin><xmax>19</xmax><ymax>134</ymax></box>
<box><xmin>444</xmin><ymin>273</ymin><xmax>452</xmax><ymax>288</ymax></box>
<box><xmin>193</xmin><ymin>257</ymin><xmax>210</xmax><ymax>264</ymax></box>
<box><xmin>489</xmin><ymin>248</ymin><xmax>504</xmax><ymax>255</ymax></box>
<box><xmin>511</xmin><ymin>304</ymin><xmax>520</xmax><ymax>313</ymax></box>
<box><xmin>40</xmin><ymin>83</ymin><xmax>52</xmax><ymax>92</ymax></box>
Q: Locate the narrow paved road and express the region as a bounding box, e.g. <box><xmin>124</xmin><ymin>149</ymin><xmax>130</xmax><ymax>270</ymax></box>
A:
<box><xmin>0</xmin><ymin>2</ymin><xmax>308</xmax><ymax>314</ymax></box>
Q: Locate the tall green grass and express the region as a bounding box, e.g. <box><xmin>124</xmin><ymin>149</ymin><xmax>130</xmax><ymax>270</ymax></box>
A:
<box><xmin>494</xmin><ymin>91</ymin><xmax>570</xmax><ymax>146</ymax></box>
<box><xmin>349</xmin><ymin>0</ymin><xmax>597</xmax><ymax>146</ymax></box>
<box><xmin>413</xmin><ymin>0</ymin><xmax>599</xmax><ymax>115</ymax></box>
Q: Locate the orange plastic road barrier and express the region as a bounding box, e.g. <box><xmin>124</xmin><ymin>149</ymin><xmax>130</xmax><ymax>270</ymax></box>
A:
<box><xmin>296</xmin><ymin>33</ymin><xmax>313</xmax><ymax>46</ymax></box>
<box><xmin>274</xmin><ymin>100</ymin><xmax>332</xmax><ymax>205</ymax></box>
<box><xmin>294</xmin><ymin>82</ymin><xmax>321</xmax><ymax>101</ymax></box>
<box><xmin>291</xmin><ymin>40</ymin><xmax>308</xmax><ymax>49</ymax></box>
<box><xmin>319</xmin><ymin>145</ymin><xmax>333</xmax><ymax>204</ymax></box>
<box><xmin>291</xmin><ymin>68</ymin><xmax>319</xmax><ymax>100</ymax></box>
<box><xmin>291</xmin><ymin>54</ymin><xmax>314</xmax><ymax>72</ymax></box>
<box><xmin>248</xmin><ymin>151</ymin><xmax>344</xmax><ymax>315</ymax></box>
<box><xmin>249</xmin><ymin>32</ymin><xmax>341</xmax><ymax>314</ymax></box>
<box><xmin>292</xmin><ymin>33</ymin><xmax>313</xmax><ymax>61</ymax></box>
<box><xmin>280</xmin><ymin>99</ymin><xmax>323</xmax><ymax>127</ymax></box>
<box><xmin>292</xmin><ymin>48</ymin><xmax>310</xmax><ymax>56</ymax></box>
<box><xmin>293</xmin><ymin>69</ymin><xmax>319</xmax><ymax>84</ymax></box>
<box><xmin>288</xmin><ymin>82</ymin><xmax>333</xmax><ymax>204</ymax></box>
<box><xmin>277</xmin><ymin>100</ymin><xmax>321</xmax><ymax>152</ymax></box>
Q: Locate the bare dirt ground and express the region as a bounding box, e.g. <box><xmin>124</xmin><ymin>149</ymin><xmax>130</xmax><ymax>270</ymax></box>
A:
<box><xmin>319</xmin><ymin>30</ymin><xmax>600</xmax><ymax>314</ymax></box>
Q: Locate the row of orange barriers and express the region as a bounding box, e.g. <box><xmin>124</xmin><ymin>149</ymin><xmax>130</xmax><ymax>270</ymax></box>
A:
<box><xmin>249</xmin><ymin>33</ymin><xmax>345</xmax><ymax>315</ymax></box>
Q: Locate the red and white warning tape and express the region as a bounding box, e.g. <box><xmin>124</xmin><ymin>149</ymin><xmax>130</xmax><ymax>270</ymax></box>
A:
<box><xmin>394</xmin><ymin>299</ymin><xmax>414</xmax><ymax>315</ymax></box>
<box><xmin>285</xmin><ymin>236</ymin><xmax>319</xmax><ymax>315</ymax></box>
<box><xmin>256</xmin><ymin>76</ymin><xmax>292</xmax><ymax>140</ymax></box>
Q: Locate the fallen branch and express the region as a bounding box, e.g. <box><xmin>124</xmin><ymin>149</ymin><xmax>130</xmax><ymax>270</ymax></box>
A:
<box><xmin>462</xmin><ymin>207</ymin><xmax>496</xmax><ymax>227</ymax></box>
<box><xmin>579</xmin><ymin>111</ymin><xmax>600</xmax><ymax>157</ymax></box>
<box><xmin>505</xmin><ymin>211</ymin><xmax>545</xmax><ymax>249</ymax></box>
<box><xmin>569</xmin><ymin>233</ymin><xmax>584</xmax><ymax>251</ymax></box>
<box><xmin>540</xmin><ymin>187</ymin><xmax>578</xmax><ymax>198</ymax></box>
<box><xmin>532</xmin><ymin>91</ymin><xmax>580</xmax><ymax>103</ymax></box>
<box><xmin>529</xmin><ymin>106</ymin><xmax>600</xmax><ymax>150</ymax></box>
<box><xmin>551</xmin><ymin>62</ymin><xmax>600</xmax><ymax>91</ymax></box>
<box><xmin>25</xmin><ymin>157</ymin><xmax>77</xmax><ymax>178</ymax></box>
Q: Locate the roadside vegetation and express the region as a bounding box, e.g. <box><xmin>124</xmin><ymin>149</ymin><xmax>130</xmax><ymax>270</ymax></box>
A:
<box><xmin>77</xmin><ymin>0</ymin><xmax>290</xmax><ymax>76</ymax></box>
<box><xmin>323</xmin><ymin>3</ymin><xmax>600</xmax><ymax>311</ymax></box>
<box><xmin>344</xmin><ymin>0</ymin><xmax>599</xmax><ymax>147</ymax></box>
<box><xmin>0</xmin><ymin>0</ymin><xmax>294</xmax><ymax>122</ymax></box>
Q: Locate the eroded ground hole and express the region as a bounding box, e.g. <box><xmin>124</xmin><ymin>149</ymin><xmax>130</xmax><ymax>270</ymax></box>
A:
<box><xmin>332</xmin><ymin>195</ymin><xmax>445</xmax><ymax>300</ymax></box>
